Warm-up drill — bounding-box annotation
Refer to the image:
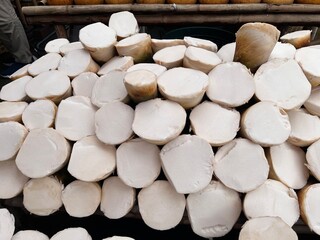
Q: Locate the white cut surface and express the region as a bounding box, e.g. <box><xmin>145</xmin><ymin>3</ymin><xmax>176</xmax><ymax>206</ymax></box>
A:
<box><xmin>0</xmin><ymin>208</ymin><xmax>15</xmax><ymax>240</ymax></box>
<box><xmin>25</xmin><ymin>70</ymin><xmax>70</xmax><ymax>103</ymax></box>
<box><xmin>126</xmin><ymin>63</ymin><xmax>167</xmax><ymax>77</ymax></box>
<box><xmin>187</xmin><ymin>181</ymin><xmax>241</xmax><ymax>238</ymax></box>
<box><xmin>58</xmin><ymin>49</ymin><xmax>99</xmax><ymax>78</ymax></box>
<box><xmin>103</xmin><ymin>237</ymin><xmax>134</xmax><ymax>240</ymax></box>
<box><xmin>153</xmin><ymin>45</ymin><xmax>187</xmax><ymax>69</ymax></box>
<box><xmin>280</xmin><ymin>30</ymin><xmax>311</xmax><ymax>48</ymax></box>
<box><xmin>268</xmin><ymin>42</ymin><xmax>296</xmax><ymax>60</ymax></box>
<box><xmin>0</xmin><ymin>160</ymin><xmax>29</xmax><ymax>199</ymax></box>
<box><xmin>0</xmin><ymin>75</ymin><xmax>32</xmax><ymax>101</ymax></box>
<box><xmin>117</xmin><ymin>138</ymin><xmax>161</xmax><ymax>188</ymax></box>
<box><xmin>0</xmin><ymin>101</ymin><xmax>28</xmax><ymax>122</ymax></box>
<box><xmin>59</xmin><ymin>41</ymin><xmax>84</xmax><ymax>55</ymax></box>
<box><xmin>295</xmin><ymin>46</ymin><xmax>320</xmax><ymax>86</ymax></box>
<box><xmin>16</xmin><ymin>128</ymin><xmax>70</xmax><ymax>178</ymax></box>
<box><xmin>68</xmin><ymin>136</ymin><xmax>116</xmax><ymax>182</ymax></box>
<box><xmin>50</xmin><ymin>228</ymin><xmax>92</xmax><ymax>240</ymax></box>
<box><xmin>306</xmin><ymin>139</ymin><xmax>320</xmax><ymax>181</ymax></box>
<box><xmin>138</xmin><ymin>180</ymin><xmax>186</xmax><ymax>230</ymax></box>
<box><xmin>304</xmin><ymin>86</ymin><xmax>320</xmax><ymax>116</ymax></box>
<box><xmin>243</xmin><ymin>179</ymin><xmax>300</xmax><ymax>227</ymax></box>
<box><xmin>91</xmin><ymin>70</ymin><xmax>128</xmax><ymax>107</ymax></box>
<box><xmin>108</xmin><ymin>11</ymin><xmax>139</xmax><ymax>38</ymax></box>
<box><xmin>214</xmin><ymin>138</ymin><xmax>269</xmax><ymax>193</ymax></box>
<box><xmin>45</xmin><ymin>38</ymin><xmax>70</xmax><ymax>53</ymax></box>
<box><xmin>22</xmin><ymin>99</ymin><xmax>57</xmax><ymax>130</ymax></box>
<box><xmin>151</xmin><ymin>39</ymin><xmax>185</xmax><ymax>53</ymax></box>
<box><xmin>12</xmin><ymin>230</ymin><xmax>49</xmax><ymax>240</ymax></box>
<box><xmin>71</xmin><ymin>72</ymin><xmax>99</xmax><ymax>98</ymax></box>
<box><xmin>10</xmin><ymin>63</ymin><xmax>31</xmax><ymax>80</ymax></box>
<box><xmin>190</xmin><ymin>101</ymin><xmax>240</xmax><ymax>146</ymax></box>
<box><xmin>160</xmin><ymin>134</ymin><xmax>214</xmax><ymax>194</ymax></box>
<box><xmin>157</xmin><ymin>67</ymin><xmax>209</xmax><ymax>109</ymax></box>
<box><xmin>55</xmin><ymin>96</ymin><xmax>96</xmax><ymax>141</ymax></box>
<box><xmin>239</xmin><ymin>217</ymin><xmax>298</xmax><ymax>240</ymax></box>
<box><xmin>241</xmin><ymin>101</ymin><xmax>291</xmax><ymax>147</ymax></box>
<box><xmin>207</xmin><ymin>62</ymin><xmax>255</xmax><ymax>107</ymax></box>
<box><xmin>95</xmin><ymin>102</ymin><xmax>134</xmax><ymax>145</ymax></box>
<box><xmin>254</xmin><ymin>59</ymin><xmax>311</xmax><ymax>110</ymax></box>
<box><xmin>23</xmin><ymin>177</ymin><xmax>63</xmax><ymax>216</ymax></box>
<box><xmin>299</xmin><ymin>184</ymin><xmax>320</xmax><ymax>235</ymax></box>
<box><xmin>217</xmin><ymin>42</ymin><xmax>236</xmax><ymax>62</ymax></box>
<box><xmin>281</xmin><ymin>30</ymin><xmax>311</xmax><ymax>41</ymax></box>
<box><xmin>287</xmin><ymin>108</ymin><xmax>320</xmax><ymax>147</ymax></box>
<box><xmin>98</xmin><ymin>56</ymin><xmax>134</xmax><ymax>76</ymax></box>
<box><xmin>62</xmin><ymin>180</ymin><xmax>101</xmax><ymax>218</ymax></box>
<box><xmin>183</xmin><ymin>46</ymin><xmax>221</xmax><ymax>73</ymax></box>
<box><xmin>268</xmin><ymin>142</ymin><xmax>309</xmax><ymax>189</ymax></box>
<box><xmin>184</xmin><ymin>36</ymin><xmax>218</xmax><ymax>52</ymax></box>
<box><xmin>28</xmin><ymin>53</ymin><xmax>61</xmax><ymax>76</ymax></box>
<box><xmin>0</xmin><ymin>121</ymin><xmax>27</xmax><ymax>161</ymax></box>
<box><xmin>132</xmin><ymin>98</ymin><xmax>186</xmax><ymax>145</ymax></box>
<box><xmin>101</xmin><ymin>176</ymin><xmax>135</xmax><ymax>219</ymax></box>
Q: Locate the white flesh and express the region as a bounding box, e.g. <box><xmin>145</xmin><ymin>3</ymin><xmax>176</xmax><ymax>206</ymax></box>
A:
<box><xmin>243</xmin><ymin>179</ymin><xmax>300</xmax><ymax>227</ymax></box>
<box><xmin>55</xmin><ymin>96</ymin><xmax>97</xmax><ymax>141</ymax></box>
<box><xmin>183</xmin><ymin>46</ymin><xmax>221</xmax><ymax>73</ymax></box>
<box><xmin>10</xmin><ymin>63</ymin><xmax>31</xmax><ymax>80</ymax></box>
<box><xmin>23</xmin><ymin>176</ymin><xmax>63</xmax><ymax>216</ymax></box>
<box><xmin>239</xmin><ymin>217</ymin><xmax>298</xmax><ymax>240</ymax></box>
<box><xmin>28</xmin><ymin>53</ymin><xmax>61</xmax><ymax>76</ymax></box>
<box><xmin>268</xmin><ymin>142</ymin><xmax>309</xmax><ymax>189</ymax></box>
<box><xmin>280</xmin><ymin>30</ymin><xmax>311</xmax><ymax>48</ymax></box>
<box><xmin>268</xmin><ymin>42</ymin><xmax>296</xmax><ymax>60</ymax></box>
<box><xmin>132</xmin><ymin>98</ymin><xmax>186</xmax><ymax>145</ymax></box>
<box><xmin>0</xmin><ymin>121</ymin><xmax>28</xmax><ymax>161</ymax></box>
<box><xmin>241</xmin><ymin>101</ymin><xmax>291</xmax><ymax>147</ymax></box>
<box><xmin>79</xmin><ymin>22</ymin><xmax>117</xmax><ymax>63</ymax></box>
<box><xmin>153</xmin><ymin>45</ymin><xmax>186</xmax><ymax>69</ymax></box>
<box><xmin>187</xmin><ymin>181</ymin><xmax>241</xmax><ymax>238</ymax></box>
<box><xmin>254</xmin><ymin>59</ymin><xmax>311</xmax><ymax>110</ymax></box>
<box><xmin>58</xmin><ymin>49</ymin><xmax>99</xmax><ymax>78</ymax></box>
<box><xmin>98</xmin><ymin>56</ymin><xmax>134</xmax><ymax>76</ymax></box>
<box><xmin>71</xmin><ymin>72</ymin><xmax>99</xmax><ymax>98</ymax></box>
<box><xmin>59</xmin><ymin>41</ymin><xmax>84</xmax><ymax>55</ymax></box>
<box><xmin>50</xmin><ymin>228</ymin><xmax>92</xmax><ymax>240</ymax></box>
<box><xmin>100</xmin><ymin>176</ymin><xmax>136</xmax><ymax>219</ymax></box>
<box><xmin>62</xmin><ymin>180</ymin><xmax>101</xmax><ymax>218</ymax></box>
<box><xmin>126</xmin><ymin>63</ymin><xmax>167</xmax><ymax>77</ymax></box>
<box><xmin>138</xmin><ymin>180</ymin><xmax>185</xmax><ymax>230</ymax></box>
<box><xmin>22</xmin><ymin>99</ymin><xmax>57</xmax><ymax>130</ymax></box>
<box><xmin>0</xmin><ymin>159</ymin><xmax>29</xmax><ymax>199</ymax></box>
<box><xmin>157</xmin><ymin>67</ymin><xmax>208</xmax><ymax>109</ymax></box>
<box><xmin>184</xmin><ymin>36</ymin><xmax>218</xmax><ymax>52</ymax></box>
<box><xmin>160</xmin><ymin>134</ymin><xmax>214</xmax><ymax>194</ymax></box>
<box><xmin>304</xmin><ymin>86</ymin><xmax>320</xmax><ymax>116</ymax></box>
<box><xmin>217</xmin><ymin>42</ymin><xmax>236</xmax><ymax>62</ymax></box>
<box><xmin>68</xmin><ymin>136</ymin><xmax>116</xmax><ymax>182</ymax></box>
<box><xmin>108</xmin><ymin>11</ymin><xmax>139</xmax><ymax>38</ymax></box>
<box><xmin>0</xmin><ymin>75</ymin><xmax>32</xmax><ymax>101</ymax></box>
<box><xmin>151</xmin><ymin>39</ymin><xmax>185</xmax><ymax>53</ymax></box>
<box><xmin>12</xmin><ymin>230</ymin><xmax>49</xmax><ymax>240</ymax></box>
<box><xmin>103</xmin><ymin>237</ymin><xmax>134</xmax><ymax>240</ymax></box>
<box><xmin>306</xmin><ymin>139</ymin><xmax>320</xmax><ymax>181</ymax></box>
<box><xmin>190</xmin><ymin>101</ymin><xmax>240</xmax><ymax>146</ymax></box>
<box><xmin>95</xmin><ymin>102</ymin><xmax>134</xmax><ymax>145</ymax></box>
<box><xmin>0</xmin><ymin>101</ymin><xmax>28</xmax><ymax>122</ymax></box>
<box><xmin>16</xmin><ymin>128</ymin><xmax>70</xmax><ymax>178</ymax></box>
<box><xmin>116</xmin><ymin>138</ymin><xmax>161</xmax><ymax>188</ymax></box>
<box><xmin>25</xmin><ymin>70</ymin><xmax>71</xmax><ymax>103</ymax></box>
<box><xmin>287</xmin><ymin>108</ymin><xmax>320</xmax><ymax>147</ymax></box>
<box><xmin>214</xmin><ymin>138</ymin><xmax>269</xmax><ymax>193</ymax></box>
<box><xmin>0</xmin><ymin>208</ymin><xmax>15</xmax><ymax>240</ymax></box>
<box><xmin>45</xmin><ymin>38</ymin><xmax>69</xmax><ymax>53</ymax></box>
<box><xmin>91</xmin><ymin>70</ymin><xmax>128</xmax><ymax>107</ymax></box>
<box><xmin>207</xmin><ymin>62</ymin><xmax>255</xmax><ymax>107</ymax></box>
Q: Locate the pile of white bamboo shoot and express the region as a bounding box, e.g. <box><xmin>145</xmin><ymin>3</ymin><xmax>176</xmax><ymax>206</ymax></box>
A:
<box><xmin>1</xmin><ymin>10</ymin><xmax>320</xmax><ymax>239</ymax></box>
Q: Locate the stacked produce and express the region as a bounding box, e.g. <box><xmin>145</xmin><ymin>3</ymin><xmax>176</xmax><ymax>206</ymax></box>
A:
<box><xmin>1</xmin><ymin>10</ymin><xmax>320</xmax><ymax>239</ymax></box>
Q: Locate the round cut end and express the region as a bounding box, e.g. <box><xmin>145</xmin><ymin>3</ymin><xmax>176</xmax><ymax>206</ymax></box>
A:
<box><xmin>12</xmin><ymin>230</ymin><xmax>49</xmax><ymax>240</ymax></box>
<box><xmin>0</xmin><ymin>101</ymin><xmax>28</xmax><ymax>122</ymax></box>
<box><xmin>27</xmin><ymin>53</ymin><xmax>61</xmax><ymax>76</ymax></box>
<box><xmin>304</xmin><ymin>86</ymin><xmax>320</xmax><ymax>116</ymax></box>
<box><xmin>45</xmin><ymin>38</ymin><xmax>69</xmax><ymax>53</ymax></box>
<box><xmin>0</xmin><ymin>75</ymin><xmax>32</xmax><ymax>101</ymax></box>
<box><xmin>108</xmin><ymin>11</ymin><xmax>139</xmax><ymax>38</ymax></box>
<box><xmin>0</xmin><ymin>208</ymin><xmax>15</xmax><ymax>240</ymax></box>
<box><xmin>126</xmin><ymin>63</ymin><xmax>167</xmax><ymax>77</ymax></box>
<box><xmin>98</xmin><ymin>56</ymin><xmax>134</xmax><ymax>76</ymax></box>
<box><xmin>217</xmin><ymin>42</ymin><xmax>236</xmax><ymax>63</ymax></box>
<box><xmin>50</xmin><ymin>228</ymin><xmax>92</xmax><ymax>240</ymax></box>
<box><xmin>71</xmin><ymin>72</ymin><xmax>99</xmax><ymax>98</ymax></box>
<box><xmin>306</xmin><ymin>139</ymin><xmax>320</xmax><ymax>181</ymax></box>
<box><xmin>184</xmin><ymin>36</ymin><xmax>218</xmax><ymax>52</ymax></box>
<box><xmin>153</xmin><ymin>45</ymin><xmax>187</xmax><ymax>69</ymax></box>
<box><xmin>268</xmin><ymin>42</ymin><xmax>296</xmax><ymax>60</ymax></box>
